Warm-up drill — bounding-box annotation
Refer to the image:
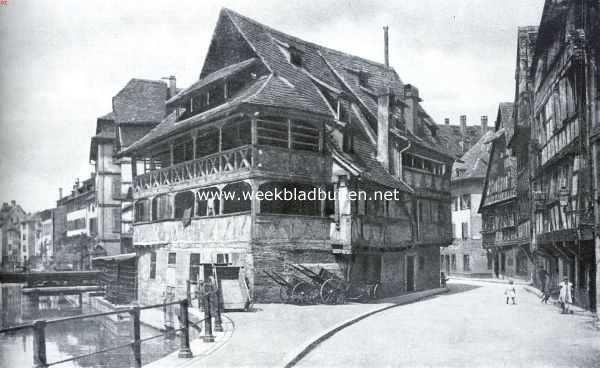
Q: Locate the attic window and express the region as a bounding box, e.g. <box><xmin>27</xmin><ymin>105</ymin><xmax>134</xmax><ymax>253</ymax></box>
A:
<box><xmin>358</xmin><ymin>72</ymin><xmax>368</xmax><ymax>87</ymax></box>
<box><xmin>289</xmin><ymin>47</ymin><xmax>303</xmax><ymax>67</ymax></box>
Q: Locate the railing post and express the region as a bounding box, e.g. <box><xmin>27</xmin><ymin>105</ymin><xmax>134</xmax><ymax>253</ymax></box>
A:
<box><xmin>214</xmin><ymin>286</ymin><xmax>223</xmax><ymax>332</ymax></box>
<box><xmin>186</xmin><ymin>280</ymin><xmax>191</xmax><ymax>305</ymax></box>
<box><xmin>203</xmin><ymin>292</ymin><xmax>215</xmax><ymax>342</ymax></box>
<box><xmin>130</xmin><ymin>306</ymin><xmax>142</xmax><ymax>368</ymax></box>
<box><xmin>178</xmin><ymin>299</ymin><xmax>193</xmax><ymax>358</ymax></box>
<box><xmin>32</xmin><ymin>320</ymin><xmax>47</xmax><ymax>368</ymax></box>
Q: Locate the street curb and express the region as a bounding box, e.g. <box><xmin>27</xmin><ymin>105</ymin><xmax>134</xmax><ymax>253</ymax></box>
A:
<box><xmin>450</xmin><ymin>276</ymin><xmax>530</xmax><ymax>285</ymax></box>
<box><xmin>282</xmin><ymin>287</ymin><xmax>449</xmax><ymax>368</ymax></box>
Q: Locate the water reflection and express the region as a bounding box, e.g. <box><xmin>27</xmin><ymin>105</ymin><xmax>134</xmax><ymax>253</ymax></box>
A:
<box><xmin>1</xmin><ymin>284</ymin><xmax>188</xmax><ymax>367</ymax></box>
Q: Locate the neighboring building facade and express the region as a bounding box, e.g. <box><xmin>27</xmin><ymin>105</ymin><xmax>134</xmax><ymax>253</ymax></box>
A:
<box><xmin>89</xmin><ymin>78</ymin><xmax>171</xmax><ymax>305</ymax></box>
<box><xmin>54</xmin><ymin>178</ymin><xmax>97</xmax><ymax>270</ymax></box>
<box><xmin>481</xmin><ymin>102</ymin><xmax>534</xmax><ymax>280</ymax></box>
<box><xmin>38</xmin><ymin>209</ymin><xmax>54</xmax><ymax>267</ymax></box>
<box><xmin>20</xmin><ymin>213</ymin><xmax>41</xmax><ymax>269</ymax></box>
<box><xmin>120</xmin><ymin>9</ymin><xmax>453</xmax><ymax>304</ymax></box>
<box><xmin>527</xmin><ymin>0</ymin><xmax>599</xmax><ymax>312</ymax></box>
<box><xmin>441</xmin><ymin>120</ymin><xmax>493</xmax><ymax>278</ymax></box>
<box><xmin>0</xmin><ymin>201</ymin><xmax>27</xmax><ymax>270</ymax></box>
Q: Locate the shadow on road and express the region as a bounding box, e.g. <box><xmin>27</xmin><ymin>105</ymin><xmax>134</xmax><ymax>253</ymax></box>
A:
<box><xmin>445</xmin><ymin>283</ymin><xmax>481</xmax><ymax>295</ymax></box>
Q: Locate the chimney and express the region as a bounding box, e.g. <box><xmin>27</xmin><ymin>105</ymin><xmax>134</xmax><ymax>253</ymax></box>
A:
<box><xmin>481</xmin><ymin>115</ymin><xmax>488</xmax><ymax>131</ymax></box>
<box><xmin>59</xmin><ymin>188</ymin><xmax>63</xmax><ymax>200</ymax></box>
<box><xmin>383</xmin><ymin>26</ymin><xmax>389</xmax><ymax>67</ymax></box>
<box><xmin>460</xmin><ymin>115</ymin><xmax>467</xmax><ymax>135</ymax></box>
<box><xmin>11</xmin><ymin>200</ymin><xmax>16</xmax><ymax>207</ymax></box>
<box><xmin>444</xmin><ymin>118</ymin><xmax>450</xmax><ymax>125</ymax></box>
<box><xmin>377</xmin><ymin>88</ymin><xmax>391</xmax><ymax>170</ymax></box>
<box><xmin>403</xmin><ymin>84</ymin><xmax>420</xmax><ymax>134</ymax></box>
<box><xmin>168</xmin><ymin>75</ymin><xmax>176</xmax><ymax>99</ymax></box>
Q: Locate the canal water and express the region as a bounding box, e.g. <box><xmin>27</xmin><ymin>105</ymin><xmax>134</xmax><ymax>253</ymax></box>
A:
<box><xmin>0</xmin><ymin>283</ymin><xmax>192</xmax><ymax>367</ymax></box>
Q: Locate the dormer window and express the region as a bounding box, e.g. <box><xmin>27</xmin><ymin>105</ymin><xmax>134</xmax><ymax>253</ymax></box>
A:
<box><xmin>289</xmin><ymin>46</ymin><xmax>303</xmax><ymax>67</ymax></box>
<box><xmin>358</xmin><ymin>72</ymin><xmax>368</xmax><ymax>87</ymax></box>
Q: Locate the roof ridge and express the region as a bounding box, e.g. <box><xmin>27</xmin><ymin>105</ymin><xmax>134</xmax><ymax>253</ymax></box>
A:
<box><xmin>129</xmin><ymin>78</ymin><xmax>167</xmax><ymax>85</ymax></box>
<box><xmin>222</xmin><ymin>7</ymin><xmax>394</xmax><ymax>72</ymax></box>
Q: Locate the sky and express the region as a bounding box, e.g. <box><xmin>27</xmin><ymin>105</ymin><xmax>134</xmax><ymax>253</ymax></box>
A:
<box><xmin>0</xmin><ymin>0</ymin><xmax>545</xmax><ymax>213</ymax></box>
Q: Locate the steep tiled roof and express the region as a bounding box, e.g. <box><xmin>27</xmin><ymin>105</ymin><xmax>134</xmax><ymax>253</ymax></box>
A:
<box><xmin>436</xmin><ymin>124</ymin><xmax>492</xmax><ymax>159</ymax></box>
<box><xmin>122</xmin><ymin>8</ymin><xmax>451</xmax><ymax>187</ymax></box>
<box><xmin>112</xmin><ymin>79</ymin><xmax>168</xmax><ymax>124</ymax></box>
<box><xmin>452</xmin><ymin>131</ymin><xmax>493</xmax><ymax>181</ymax></box>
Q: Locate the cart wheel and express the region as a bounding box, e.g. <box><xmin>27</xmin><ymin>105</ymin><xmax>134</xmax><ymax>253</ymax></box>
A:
<box><xmin>292</xmin><ymin>282</ymin><xmax>312</xmax><ymax>305</ymax></box>
<box><xmin>320</xmin><ymin>279</ymin><xmax>342</xmax><ymax>304</ymax></box>
<box><xmin>280</xmin><ymin>285</ymin><xmax>292</xmax><ymax>303</ymax></box>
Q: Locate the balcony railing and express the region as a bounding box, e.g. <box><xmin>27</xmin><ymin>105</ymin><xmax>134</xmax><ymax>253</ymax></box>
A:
<box><xmin>483</xmin><ymin>189</ymin><xmax>516</xmax><ymax>206</ymax></box>
<box><xmin>134</xmin><ymin>145</ymin><xmax>253</xmax><ymax>191</ymax></box>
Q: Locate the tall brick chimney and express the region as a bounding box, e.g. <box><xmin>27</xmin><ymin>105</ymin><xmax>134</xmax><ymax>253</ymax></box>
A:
<box><xmin>460</xmin><ymin>115</ymin><xmax>467</xmax><ymax>135</ymax></box>
<box><xmin>377</xmin><ymin>89</ymin><xmax>391</xmax><ymax>170</ymax></box>
<box><xmin>383</xmin><ymin>26</ymin><xmax>389</xmax><ymax>67</ymax></box>
<box><xmin>168</xmin><ymin>75</ymin><xmax>177</xmax><ymax>98</ymax></box>
<box><xmin>403</xmin><ymin>84</ymin><xmax>420</xmax><ymax>134</ymax></box>
<box><xmin>481</xmin><ymin>115</ymin><xmax>488</xmax><ymax>131</ymax></box>
<box><xmin>59</xmin><ymin>188</ymin><xmax>63</xmax><ymax>200</ymax></box>
<box><xmin>444</xmin><ymin>118</ymin><xmax>450</xmax><ymax>125</ymax></box>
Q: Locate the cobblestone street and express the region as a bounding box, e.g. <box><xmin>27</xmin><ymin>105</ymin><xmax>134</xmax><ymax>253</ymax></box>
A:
<box><xmin>296</xmin><ymin>280</ymin><xmax>600</xmax><ymax>368</ymax></box>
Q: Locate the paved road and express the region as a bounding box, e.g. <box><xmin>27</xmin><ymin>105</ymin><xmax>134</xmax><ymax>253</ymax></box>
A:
<box><xmin>296</xmin><ymin>280</ymin><xmax>600</xmax><ymax>368</ymax></box>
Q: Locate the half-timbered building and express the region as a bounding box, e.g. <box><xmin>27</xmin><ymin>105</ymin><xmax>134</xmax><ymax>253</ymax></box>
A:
<box><xmin>119</xmin><ymin>9</ymin><xmax>454</xmax><ymax>303</ymax></box>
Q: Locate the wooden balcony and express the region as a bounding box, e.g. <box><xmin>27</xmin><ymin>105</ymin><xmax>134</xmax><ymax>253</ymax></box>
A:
<box><xmin>134</xmin><ymin>145</ymin><xmax>253</xmax><ymax>193</ymax></box>
<box><xmin>403</xmin><ymin>168</ymin><xmax>449</xmax><ymax>193</ymax></box>
<box><xmin>540</xmin><ymin>117</ymin><xmax>579</xmax><ymax>167</ymax></box>
<box><xmin>482</xmin><ymin>189</ymin><xmax>516</xmax><ymax>207</ymax></box>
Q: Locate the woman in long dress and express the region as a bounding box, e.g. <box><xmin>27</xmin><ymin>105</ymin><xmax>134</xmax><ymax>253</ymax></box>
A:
<box><xmin>558</xmin><ymin>277</ymin><xmax>573</xmax><ymax>314</ymax></box>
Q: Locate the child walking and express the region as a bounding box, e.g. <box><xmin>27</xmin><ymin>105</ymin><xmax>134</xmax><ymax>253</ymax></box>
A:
<box><xmin>504</xmin><ymin>280</ymin><xmax>517</xmax><ymax>305</ymax></box>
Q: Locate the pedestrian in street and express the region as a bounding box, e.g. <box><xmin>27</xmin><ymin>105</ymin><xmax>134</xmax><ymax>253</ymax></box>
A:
<box><xmin>504</xmin><ymin>280</ymin><xmax>516</xmax><ymax>305</ymax></box>
<box><xmin>440</xmin><ymin>272</ymin><xmax>449</xmax><ymax>288</ymax></box>
<box><xmin>558</xmin><ymin>276</ymin><xmax>573</xmax><ymax>314</ymax></box>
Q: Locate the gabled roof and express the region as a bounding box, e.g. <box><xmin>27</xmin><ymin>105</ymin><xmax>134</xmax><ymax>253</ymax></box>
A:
<box><xmin>452</xmin><ymin>131</ymin><xmax>493</xmax><ymax>181</ymax></box>
<box><xmin>498</xmin><ymin>102</ymin><xmax>515</xmax><ymax>141</ymax></box>
<box><xmin>436</xmin><ymin>124</ymin><xmax>493</xmax><ymax>159</ymax></box>
<box><xmin>122</xmin><ymin>8</ymin><xmax>452</xmax><ymax>181</ymax></box>
<box><xmin>478</xmin><ymin>103</ymin><xmax>517</xmax><ymax>212</ymax></box>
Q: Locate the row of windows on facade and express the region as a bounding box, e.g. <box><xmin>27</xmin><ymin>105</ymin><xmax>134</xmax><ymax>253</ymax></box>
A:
<box><xmin>451</xmin><ymin>194</ymin><xmax>471</xmax><ymax>211</ymax></box>
<box><xmin>134</xmin><ymin>180</ymin><xmax>448</xmax><ymax>225</ymax></box>
<box><xmin>401</xmin><ymin>154</ymin><xmax>446</xmax><ymax>176</ymax></box>
<box><xmin>535</xmin><ymin>71</ymin><xmax>577</xmax><ymax>148</ymax></box>
<box><xmin>148</xmin><ymin>251</ymin><xmax>230</xmax><ymax>281</ymax></box>
<box><xmin>66</xmin><ymin>214</ymin><xmax>119</xmax><ymax>235</ymax></box>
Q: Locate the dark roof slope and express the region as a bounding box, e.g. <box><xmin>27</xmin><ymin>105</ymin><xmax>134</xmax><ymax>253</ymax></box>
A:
<box><xmin>452</xmin><ymin>131</ymin><xmax>493</xmax><ymax>181</ymax></box>
<box><xmin>112</xmin><ymin>79</ymin><xmax>168</xmax><ymax>124</ymax></box>
<box><xmin>436</xmin><ymin>124</ymin><xmax>493</xmax><ymax>159</ymax></box>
